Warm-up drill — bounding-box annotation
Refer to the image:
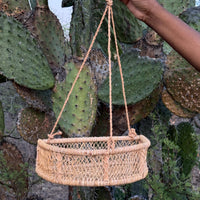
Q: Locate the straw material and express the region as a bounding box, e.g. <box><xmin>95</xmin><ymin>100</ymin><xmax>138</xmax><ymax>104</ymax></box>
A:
<box><xmin>36</xmin><ymin>130</ymin><xmax>150</xmax><ymax>186</ymax></box>
<box><xmin>36</xmin><ymin>0</ymin><xmax>151</xmax><ymax>186</ymax></box>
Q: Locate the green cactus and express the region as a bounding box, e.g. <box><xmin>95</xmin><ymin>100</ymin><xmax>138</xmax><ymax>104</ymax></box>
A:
<box><xmin>0</xmin><ymin>0</ymin><xmax>31</xmax><ymax>21</ymax></box>
<box><xmin>0</xmin><ymin>142</ymin><xmax>28</xmax><ymax>200</ymax></box>
<box><xmin>177</xmin><ymin>122</ymin><xmax>198</xmax><ymax>177</ymax></box>
<box><xmin>0</xmin><ymin>13</ymin><xmax>55</xmax><ymax>90</ymax></box>
<box><xmin>69</xmin><ymin>0</ymin><xmax>93</xmax><ymax>57</ymax></box>
<box><xmin>166</xmin><ymin>122</ymin><xmax>198</xmax><ymax>177</ymax></box>
<box><xmin>14</xmin><ymin>83</ymin><xmax>52</xmax><ymax>112</ymax></box>
<box><xmin>69</xmin><ymin>0</ymin><xmax>122</xmax><ymax>58</ymax></box>
<box><xmin>89</xmin><ymin>49</ymin><xmax>109</xmax><ymax>88</ymax></box>
<box><xmin>0</xmin><ymin>101</ymin><xmax>4</xmax><ymax>140</ymax></box>
<box><xmin>26</xmin><ymin>2</ymin><xmax>66</xmax><ymax>68</ymax></box>
<box><xmin>179</xmin><ymin>6</ymin><xmax>200</xmax><ymax>31</ymax></box>
<box><xmin>92</xmin><ymin>85</ymin><xmax>161</xmax><ymax>136</ymax></box>
<box><xmin>52</xmin><ymin>61</ymin><xmax>97</xmax><ymax>137</ymax></box>
<box><xmin>111</xmin><ymin>0</ymin><xmax>145</xmax><ymax>43</ymax></box>
<box><xmin>0</xmin><ymin>81</ymin><xmax>28</xmax><ymax>138</ymax></box>
<box><xmin>157</xmin><ymin>0</ymin><xmax>195</xmax><ymax>16</ymax></box>
<box><xmin>98</xmin><ymin>50</ymin><xmax>163</xmax><ymax>105</ymax></box>
<box><xmin>17</xmin><ymin>107</ymin><xmax>55</xmax><ymax>144</ymax></box>
<box><xmin>164</xmin><ymin>66</ymin><xmax>200</xmax><ymax>113</ymax></box>
<box><xmin>162</xmin><ymin>90</ymin><xmax>197</xmax><ymax>118</ymax></box>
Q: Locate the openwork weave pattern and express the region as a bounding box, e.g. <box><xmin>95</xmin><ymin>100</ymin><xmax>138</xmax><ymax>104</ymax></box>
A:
<box><xmin>36</xmin><ymin>0</ymin><xmax>151</xmax><ymax>186</ymax></box>
<box><xmin>36</xmin><ymin>133</ymin><xmax>150</xmax><ymax>186</ymax></box>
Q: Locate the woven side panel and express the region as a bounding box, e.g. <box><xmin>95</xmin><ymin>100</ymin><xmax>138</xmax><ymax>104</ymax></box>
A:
<box><xmin>36</xmin><ymin>142</ymin><xmax>149</xmax><ymax>186</ymax></box>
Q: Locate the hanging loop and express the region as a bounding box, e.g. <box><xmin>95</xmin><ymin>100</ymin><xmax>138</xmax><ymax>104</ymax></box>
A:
<box><xmin>47</xmin><ymin>131</ymin><xmax>62</xmax><ymax>143</ymax></box>
<box><xmin>106</xmin><ymin>0</ymin><xmax>113</xmax><ymax>6</ymax></box>
<box><xmin>48</xmin><ymin>0</ymin><xmax>137</xmax><ymax>140</ymax></box>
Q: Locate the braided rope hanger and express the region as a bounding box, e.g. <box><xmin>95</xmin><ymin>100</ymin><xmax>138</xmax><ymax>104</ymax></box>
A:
<box><xmin>48</xmin><ymin>0</ymin><xmax>136</xmax><ymax>142</ymax></box>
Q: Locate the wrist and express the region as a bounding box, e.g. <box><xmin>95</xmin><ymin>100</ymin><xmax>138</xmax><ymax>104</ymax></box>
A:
<box><xmin>143</xmin><ymin>1</ymin><xmax>167</xmax><ymax>26</ymax></box>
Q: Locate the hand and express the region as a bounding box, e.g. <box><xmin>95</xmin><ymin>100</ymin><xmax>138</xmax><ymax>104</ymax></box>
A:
<box><xmin>120</xmin><ymin>0</ymin><xmax>158</xmax><ymax>22</ymax></box>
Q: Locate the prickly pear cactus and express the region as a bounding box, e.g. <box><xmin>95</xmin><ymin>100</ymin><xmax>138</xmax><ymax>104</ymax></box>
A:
<box><xmin>0</xmin><ymin>142</ymin><xmax>28</xmax><ymax>199</ymax></box>
<box><xmin>93</xmin><ymin>85</ymin><xmax>162</xmax><ymax>136</ymax></box>
<box><xmin>69</xmin><ymin>0</ymin><xmax>93</xmax><ymax>57</ymax></box>
<box><xmin>14</xmin><ymin>83</ymin><xmax>52</xmax><ymax>112</ymax></box>
<box><xmin>0</xmin><ymin>81</ymin><xmax>28</xmax><ymax>138</ymax></box>
<box><xmin>52</xmin><ymin>61</ymin><xmax>97</xmax><ymax>137</ymax></box>
<box><xmin>111</xmin><ymin>0</ymin><xmax>144</xmax><ymax>43</ymax></box>
<box><xmin>26</xmin><ymin>1</ymin><xmax>66</xmax><ymax>68</ymax></box>
<box><xmin>158</xmin><ymin>0</ymin><xmax>195</xmax><ymax>16</ymax></box>
<box><xmin>162</xmin><ymin>90</ymin><xmax>197</xmax><ymax>118</ymax></box>
<box><xmin>177</xmin><ymin>122</ymin><xmax>198</xmax><ymax>177</ymax></box>
<box><xmin>69</xmin><ymin>0</ymin><xmax>122</xmax><ymax>58</ymax></box>
<box><xmin>98</xmin><ymin>50</ymin><xmax>163</xmax><ymax>105</ymax></box>
<box><xmin>89</xmin><ymin>49</ymin><xmax>109</xmax><ymax>87</ymax></box>
<box><xmin>17</xmin><ymin>107</ymin><xmax>55</xmax><ymax>144</ymax></box>
<box><xmin>165</xmin><ymin>65</ymin><xmax>200</xmax><ymax>113</ymax></box>
<box><xmin>0</xmin><ymin>13</ymin><xmax>55</xmax><ymax>90</ymax></box>
<box><xmin>0</xmin><ymin>101</ymin><xmax>4</xmax><ymax>140</ymax></box>
<box><xmin>179</xmin><ymin>6</ymin><xmax>200</xmax><ymax>32</ymax></box>
<box><xmin>0</xmin><ymin>0</ymin><xmax>31</xmax><ymax>21</ymax></box>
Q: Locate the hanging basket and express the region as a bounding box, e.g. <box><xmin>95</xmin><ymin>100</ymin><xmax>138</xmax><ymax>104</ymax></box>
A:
<box><xmin>36</xmin><ymin>0</ymin><xmax>151</xmax><ymax>187</ymax></box>
<box><xmin>36</xmin><ymin>130</ymin><xmax>150</xmax><ymax>186</ymax></box>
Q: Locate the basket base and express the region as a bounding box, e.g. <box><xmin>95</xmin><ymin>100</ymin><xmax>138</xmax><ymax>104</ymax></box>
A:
<box><xmin>36</xmin><ymin>167</ymin><xmax>148</xmax><ymax>186</ymax></box>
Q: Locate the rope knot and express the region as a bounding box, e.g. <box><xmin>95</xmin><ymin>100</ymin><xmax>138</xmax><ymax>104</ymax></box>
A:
<box><xmin>106</xmin><ymin>0</ymin><xmax>113</xmax><ymax>7</ymax></box>
<box><xmin>47</xmin><ymin>131</ymin><xmax>62</xmax><ymax>142</ymax></box>
<box><xmin>129</xmin><ymin>128</ymin><xmax>137</xmax><ymax>138</ymax></box>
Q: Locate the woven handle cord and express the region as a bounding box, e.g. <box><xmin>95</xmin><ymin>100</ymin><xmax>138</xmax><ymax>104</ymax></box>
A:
<box><xmin>48</xmin><ymin>0</ymin><xmax>136</xmax><ymax>141</ymax></box>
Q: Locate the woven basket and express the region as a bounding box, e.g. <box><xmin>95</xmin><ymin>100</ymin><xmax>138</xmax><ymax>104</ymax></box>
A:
<box><xmin>36</xmin><ymin>1</ymin><xmax>151</xmax><ymax>187</ymax></box>
<box><xmin>36</xmin><ymin>130</ymin><xmax>150</xmax><ymax>186</ymax></box>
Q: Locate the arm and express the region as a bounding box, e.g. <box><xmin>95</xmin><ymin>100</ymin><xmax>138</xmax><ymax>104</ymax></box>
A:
<box><xmin>121</xmin><ymin>0</ymin><xmax>200</xmax><ymax>71</ymax></box>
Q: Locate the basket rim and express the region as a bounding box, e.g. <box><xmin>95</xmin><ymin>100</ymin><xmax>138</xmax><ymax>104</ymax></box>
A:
<box><xmin>37</xmin><ymin>135</ymin><xmax>150</xmax><ymax>156</ymax></box>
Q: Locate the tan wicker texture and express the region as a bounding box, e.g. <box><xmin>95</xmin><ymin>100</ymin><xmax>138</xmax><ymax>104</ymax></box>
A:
<box><xmin>35</xmin><ymin>0</ymin><xmax>151</xmax><ymax>186</ymax></box>
<box><xmin>36</xmin><ymin>132</ymin><xmax>150</xmax><ymax>186</ymax></box>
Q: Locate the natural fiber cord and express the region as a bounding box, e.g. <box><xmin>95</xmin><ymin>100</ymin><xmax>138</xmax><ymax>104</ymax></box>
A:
<box><xmin>36</xmin><ymin>0</ymin><xmax>151</xmax><ymax>186</ymax></box>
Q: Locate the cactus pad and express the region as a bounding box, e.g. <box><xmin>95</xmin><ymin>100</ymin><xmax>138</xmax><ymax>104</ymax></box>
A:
<box><xmin>17</xmin><ymin>107</ymin><xmax>55</xmax><ymax>144</ymax></box>
<box><xmin>26</xmin><ymin>4</ymin><xmax>66</xmax><ymax>68</ymax></box>
<box><xmin>162</xmin><ymin>89</ymin><xmax>197</xmax><ymax>118</ymax></box>
<box><xmin>179</xmin><ymin>6</ymin><xmax>200</xmax><ymax>32</ymax></box>
<box><xmin>111</xmin><ymin>0</ymin><xmax>144</xmax><ymax>43</ymax></box>
<box><xmin>89</xmin><ymin>49</ymin><xmax>109</xmax><ymax>87</ymax></box>
<box><xmin>0</xmin><ymin>142</ymin><xmax>28</xmax><ymax>199</ymax></box>
<box><xmin>0</xmin><ymin>0</ymin><xmax>31</xmax><ymax>21</ymax></box>
<box><xmin>0</xmin><ymin>81</ymin><xmax>28</xmax><ymax>138</ymax></box>
<box><xmin>52</xmin><ymin>62</ymin><xmax>97</xmax><ymax>137</ymax></box>
<box><xmin>157</xmin><ymin>0</ymin><xmax>195</xmax><ymax>16</ymax></box>
<box><xmin>177</xmin><ymin>122</ymin><xmax>198</xmax><ymax>176</ymax></box>
<box><xmin>98</xmin><ymin>50</ymin><xmax>163</xmax><ymax>105</ymax></box>
<box><xmin>164</xmin><ymin>66</ymin><xmax>200</xmax><ymax>113</ymax></box>
<box><xmin>0</xmin><ymin>13</ymin><xmax>55</xmax><ymax>90</ymax></box>
<box><xmin>69</xmin><ymin>0</ymin><xmax>122</xmax><ymax>58</ymax></box>
<box><xmin>93</xmin><ymin>85</ymin><xmax>161</xmax><ymax>136</ymax></box>
<box><xmin>14</xmin><ymin>83</ymin><xmax>52</xmax><ymax>112</ymax></box>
